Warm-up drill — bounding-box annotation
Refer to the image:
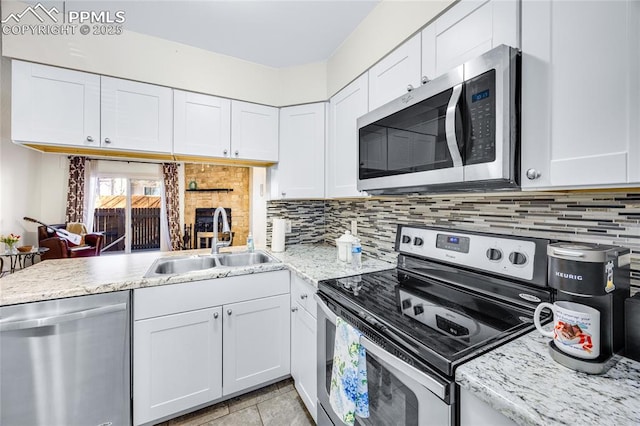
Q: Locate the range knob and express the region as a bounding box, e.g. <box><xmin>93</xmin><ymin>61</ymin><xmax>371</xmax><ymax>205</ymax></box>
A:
<box><xmin>486</xmin><ymin>248</ymin><xmax>503</xmax><ymax>261</ymax></box>
<box><xmin>509</xmin><ymin>251</ymin><xmax>528</xmax><ymax>265</ymax></box>
<box><xmin>401</xmin><ymin>299</ymin><xmax>412</xmax><ymax>310</ymax></box>
<box><xmin>413</xmin><ymin>237</ymin><xmax>424</xmax><ymax>246</ymax></box>
<box><xmin>413</xmin><ymin>304</ymin><xmax>424</xmax><ymax>315</ymax></box>
<box><xmin>401</xmin><ymin>235</ymin><xmax>411</xmax><ymax>244</ymax></box>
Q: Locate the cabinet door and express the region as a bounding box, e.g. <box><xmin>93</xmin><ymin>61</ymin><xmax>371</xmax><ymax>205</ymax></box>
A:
<box><xmin>427</xmin><ymin>0</ymin><xmax>519</xmax><ymax>77</ymax></box>
<box><xmin>223</xmin><ymin>294</ymin><xmax>290</xmax><ymax>396</ymax></box>
<box><xmin>290</xmin><ymin>273</ymin><xmax>317</xmax><ymax>318</ymax></box>
<box><xmin>460</xmin><ymin>388</ymin><xmax>517</xmax><ymax>426</ymax></box>
<box><xmin>231</xmin><ymin>100</ymin><xmax>279</xmax><ymax>162</ymax></box>
<box><xmin>291</xmin><ymin>303</ymin><xmax>317</xmax><ymax>422</ymax></box>
<box><xmin>521</xmin><ymin>0</ymin><xmax>640</xmax><ymax>188</ymax></box>
<box><xmin>173</xmin><ymin>90</ymin><xmax>231</xmax><ymax>157</ymax></box>
<box><xmin>273</xmin><ymin>103</ymin><xmax>326</xmax><ymax>199</ymax></box>
<box><xmin>11</xmin><ymin>60</ymin><xmax>100</xmax><ymax>147</ymax></box>
<box><xmin>101</xmin><ymin>76</ymin><xmax>173</xmax><ymax>153</ymax></box>
<box><xmin>368</xmin><ymin>34</ymin><xmax>422</xmax><ymax>111</ymax></box>
<box><xmin>327</xmin><ymin>74</ymin><xmax>369</xmax><ymax>198</ymax></box>
<box><xmin>133</xmin><ymin>306</ymin><xmax>222</xmax><ymax>426</ymax></box>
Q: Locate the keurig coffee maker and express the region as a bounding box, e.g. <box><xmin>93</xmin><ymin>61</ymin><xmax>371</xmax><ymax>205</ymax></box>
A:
<box><xmin>547</xmin><ymin>242</ymin><xmax>630</xmax><ymax>374</ymax></box>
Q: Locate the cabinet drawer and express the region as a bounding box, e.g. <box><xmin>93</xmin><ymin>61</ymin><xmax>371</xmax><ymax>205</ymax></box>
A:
<box><xmin>290</xmin><ymin>273</ymin><xmax>317</xmax><ymax>318</ymax></box>
<box><xmin>134</xmin><ymin>270</ymin><xmax>289</xmax><ymax>320</ymax></box>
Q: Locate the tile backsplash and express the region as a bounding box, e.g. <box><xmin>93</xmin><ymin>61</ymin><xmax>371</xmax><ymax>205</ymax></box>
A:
<box><xmin>267</xmin><ymin>191</ymin><xmax>639</xmax><ymax>293</ymax></box>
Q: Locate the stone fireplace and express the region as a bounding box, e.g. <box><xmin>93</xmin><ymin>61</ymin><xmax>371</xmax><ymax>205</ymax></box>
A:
<box><xmin>183</xmin><ymin>164</ymin><xmax>249</xmax><ymax>248</ymax></box>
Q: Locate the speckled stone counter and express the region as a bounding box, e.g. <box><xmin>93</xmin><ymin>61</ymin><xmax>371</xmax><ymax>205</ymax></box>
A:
<box><xmin>0</xmin><ymin>244</ymin><xmax>394</xmax><ymax>306</ymax></box>
<box><xmin>269</xmin><ymin>244</ymin><xmax>395</xmax><ymax>285</ymax></box>
<box><xmin>456</xmin><ymin>331</ymin><xmax>640</xmax><ymax>426</ymax></box>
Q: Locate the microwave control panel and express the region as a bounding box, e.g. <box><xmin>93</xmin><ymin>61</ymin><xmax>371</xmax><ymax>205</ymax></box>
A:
<box><xmin>465</xmin><ymin>69</ymin><xmax>496</xmax><ymax>165</ymax></box>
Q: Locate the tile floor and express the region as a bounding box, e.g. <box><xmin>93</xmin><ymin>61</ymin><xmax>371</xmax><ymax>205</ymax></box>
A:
<box><xmin>157</xmin><ymin>378</ymin><xmax>315</xmax><ymax>426</ymax></box>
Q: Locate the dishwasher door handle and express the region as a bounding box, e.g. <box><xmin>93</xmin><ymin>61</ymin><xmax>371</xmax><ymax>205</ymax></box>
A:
<box><xmin>0</xmin><ymin>303</ymin><xmax>127</xmax><ymax>332</ymax></box>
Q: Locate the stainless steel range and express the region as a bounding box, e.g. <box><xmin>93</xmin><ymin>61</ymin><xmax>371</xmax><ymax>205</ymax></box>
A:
<box><xmin>316</xmin><ymin>225</ymin><xmax>552</xmax><ymax>425</ymax></box>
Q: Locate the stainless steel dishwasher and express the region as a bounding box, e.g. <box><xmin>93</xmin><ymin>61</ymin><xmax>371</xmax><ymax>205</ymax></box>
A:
<box><xmin>0</xmin><ymin>291</ymin><xmax>131</xmax><ymax>426</ymax></box>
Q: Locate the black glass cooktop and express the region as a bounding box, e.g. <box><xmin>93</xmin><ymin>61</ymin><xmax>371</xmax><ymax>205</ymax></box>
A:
<box><xmin>318</xmin><ymin>268</ymin><xmax>542</xmax><ymax>376</ymax></box>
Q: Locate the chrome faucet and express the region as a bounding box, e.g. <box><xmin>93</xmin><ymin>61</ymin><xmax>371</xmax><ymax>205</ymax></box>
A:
<box><xmin>211</xmin><ymin>207</ymin><xmax>232</xmax><ymax>254</ymax></box>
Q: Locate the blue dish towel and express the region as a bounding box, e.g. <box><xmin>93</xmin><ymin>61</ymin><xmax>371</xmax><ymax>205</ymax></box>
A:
<box><xmin>329</xmin><ymin>317</ymin><xmax>370</xmax><ymax>425</ymax></box>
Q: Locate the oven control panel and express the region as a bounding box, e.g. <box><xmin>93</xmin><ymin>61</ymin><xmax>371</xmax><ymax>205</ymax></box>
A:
<box><xmin>435</xmin><ymin>234</ymin><xmax>470</xmax><ymax>253</ymax></box>
<box><xmin>397</xmin><ymin>226</ymin><xmax>539</xmax><ymax>281</ymax></box>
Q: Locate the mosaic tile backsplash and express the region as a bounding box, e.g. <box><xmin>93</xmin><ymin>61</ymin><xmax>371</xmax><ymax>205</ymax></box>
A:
<box><xmin>267</xmin><ymin>192</ymin><xmax>640</xmax><ymax>293</ymax></box>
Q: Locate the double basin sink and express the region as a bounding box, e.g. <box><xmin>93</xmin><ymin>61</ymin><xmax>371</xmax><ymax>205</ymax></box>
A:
<box><xmin>144</xmin><ymin>250</ymin><xmax>280</xmax><ymax>278</ymax></box>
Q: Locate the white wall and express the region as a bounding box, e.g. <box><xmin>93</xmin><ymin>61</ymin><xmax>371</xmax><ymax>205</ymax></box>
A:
<box><xmin>250</xmin><ymin>167</ymin><xmax>267</xmax><ymax>249</ymax></box>
<box><xmin>1</xmin><ymin>0</ymin><xmax>453</xmax><ymax>105</ymax></box>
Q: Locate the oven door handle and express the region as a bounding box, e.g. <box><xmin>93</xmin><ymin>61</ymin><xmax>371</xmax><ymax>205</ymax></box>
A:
<box><xmin>315</xmin><ymin>294</ymin><xmax>337</xmax><ymax>324</ymax></box>
<box><xmin>314</xmin><ymin>294</ymin><xmax>447</xmax><ymax>400</ymax></box>
<box><xmin>360</xmin><ymin>337</ymin><xmax>447</xmax><ymax>400</ymax></box>
<box><xmin>445</xmin><ymin>83</ymin><xmax>463</xmax><ymax>168</ymax></box>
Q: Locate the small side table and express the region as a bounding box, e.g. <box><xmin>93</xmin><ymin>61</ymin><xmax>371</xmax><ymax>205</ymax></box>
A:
<box><xmin>0</xmin><ymin>247</ymin><xmax>49</xmax><ymax>274</ymax></box>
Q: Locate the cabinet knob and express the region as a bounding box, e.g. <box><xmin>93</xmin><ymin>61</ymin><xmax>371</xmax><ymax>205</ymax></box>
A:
<box><xmin>213</xmin><ymin>312</ymin><xmax>219</xmax><ymax>319</ymax></box>
<box><xmin>223</xmin><ymin>149</ymin><xmax>228</xmax><ymax>156</ymax></box>
<box><xmin>104</xmin><ymin>138</ymin><xmax>111</xmax><ymax>144</ymax></box>
<box><xmin>526</xmin><ymin>168</ymin><xmax>541</xmax><ymax>180</ymax></box>
<box><xmin>300</xmin><ymin>294</ymin><xmax>308</xmax><ymax>300</ymax></box>
<box><xmin>227</xmin><ymin>309</ymin><xmax>232</xmax><ymax>315</ymax></box>
<box><xmin>407</xmin><ymin>84</ymin><xmax>414</xmax><ymax>92</ymax></box>
<box><xmin>421</xmin><ymin>76</ymin><xmax>430</xmax><ymax>85</ymax></box>
<box><xmin>86</xmin><ymin>136</ymin><xmax>94</xmax><ymax>142</ymax></box>
<box><xmin>234</xmin><ymin>150</ymin><xmax>239</xmax><ymax>157</ymax></box>
<box><xmin>291</xmin><ymin>307</ymin><xmax>298</xmax><ymax>313</ymax></box>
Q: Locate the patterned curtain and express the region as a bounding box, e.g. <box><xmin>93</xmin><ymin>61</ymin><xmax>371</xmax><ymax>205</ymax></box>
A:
<box><xmin>162</xmin><ymin>163</ymin><xmax>181</xmax><ymax>250</ymax></box>
<box><xmin>65</xmin><ymin>156</ymin><xmax>86</xmax><ymax>223</ymax></box>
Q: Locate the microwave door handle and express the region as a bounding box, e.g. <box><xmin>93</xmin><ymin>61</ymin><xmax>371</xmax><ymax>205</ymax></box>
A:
<box><xmin>445</xmin><ymin>84</ymin><xmax>463</xmax><ymax>167</ymax></box>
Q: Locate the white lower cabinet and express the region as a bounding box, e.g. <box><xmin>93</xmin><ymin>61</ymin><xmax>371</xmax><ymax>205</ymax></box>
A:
<box><xmin>222</xmin><ymin>294</ymin><xmax>291</xmax><ymax>396</ymax></box>
<box><xmin>133</xmin><ymin>307</ymin><xmax>223</xmax><ymax>425</ymax></box>
<box><xmin>290</xmin><ymin>274</ymin><xmax>317</xmax><ymax>422</ymax></box>
<box><xmin>133</xmin><ymin>271</ymin><xmax>290</xmax><ymax>426</ymax></box>
<box><xmin>459</xmin><ymin>387</ymin><xmax>517</xmax><ymax>426</ymax></box>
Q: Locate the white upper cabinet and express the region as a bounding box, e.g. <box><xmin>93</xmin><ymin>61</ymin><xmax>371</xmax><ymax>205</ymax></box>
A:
<box><xmin>173</xmin><ymin>90</ymin><xmax>231</xmax><ymax>157</ymax></box>
<box><xmin>521</xmin><ymin>0</ymin><xmax>640</xmax><ymax>189</ymax></box>
<box><xmin>231</xmin><ymin>100</ymin><xmax>279</xmax><ymax>162</ymax></box>
<box><xmin>11</xmin><ymin>61</ymin><xmax>100</xmax><ymax>147</ymax></box>
<box><xmin>423</xmin><ymin>0</ymin><xmax>519</xmax><ymax>78</ymax></box>
<box><xmin>101</xmin><ymin>76</ymin><xmax>173</xmax><ymax>153</ymax></box>
<box><xmin>272</xmin><ymin>103</ymin><xmax>326</xmax><ymax>199</ymax></box>
<box><xmin>368</xmin><ymin>34</ymin><xmax>422</xmax><ymax>111</ymax></box>
<box><xmin>327</xmin><ymin>74</ymin><xmax>369</xmax><ymax>198</ymax></box>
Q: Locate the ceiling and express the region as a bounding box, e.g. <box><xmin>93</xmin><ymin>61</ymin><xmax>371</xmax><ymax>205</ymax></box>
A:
<box><xmin>51</xmin><ymin>0</ymin><xmax>380</xmax><ymax>68</ymax></box>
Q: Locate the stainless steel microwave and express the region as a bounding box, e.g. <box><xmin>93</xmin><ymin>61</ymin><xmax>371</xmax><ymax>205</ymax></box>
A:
<box><xmin>357</xmin><ymin>44</ymin><xmax>520</xmax><ymax>195</ymax></box>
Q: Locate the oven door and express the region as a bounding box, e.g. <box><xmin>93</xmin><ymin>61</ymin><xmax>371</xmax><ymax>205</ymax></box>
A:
<box><xmin>315</xmin><ymin>295</ymin><xmax>453</xmax><ymax>426</ymax></box>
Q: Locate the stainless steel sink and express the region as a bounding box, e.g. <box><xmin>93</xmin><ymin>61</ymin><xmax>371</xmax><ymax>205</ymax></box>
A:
<box><xmin>150</xmin><ymin>256</ymin><xmax>219</xmax><ymax>276</ymax></box>
<box><xmin>214</xmin><ymin>251</ymin><xmax>277</xmax><ymax>267</ymax></box>
<box><xmin>144</xmin><ymin>250</ymin><xmax>279</xmax><ymax>277</ymax></box>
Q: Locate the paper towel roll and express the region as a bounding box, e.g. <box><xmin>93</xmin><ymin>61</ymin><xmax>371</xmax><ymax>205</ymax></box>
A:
<box><xmin>271</xmin><ymin>219</ymin><xmax>286</xmax><ymax>252</ymax></box>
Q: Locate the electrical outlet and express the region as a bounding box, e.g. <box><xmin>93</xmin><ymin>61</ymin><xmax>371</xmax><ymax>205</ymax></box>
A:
<box><xmin>351</xmin><ymin>220</ymin><xmax>358</xmax><ymax>236</ymax></box>
<box><xmin>285</xmin><ymin>220</ymin><xmax>292</xmax><ymax>233</ymax></box>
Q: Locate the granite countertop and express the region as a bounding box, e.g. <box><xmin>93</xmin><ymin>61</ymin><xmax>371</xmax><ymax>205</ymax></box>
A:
<box><xmin>456</xmin><ymin>331</ymin><xmax>640</xmax><ymax>425</ymax></box>
<box><xmin>0</xmin><ymin>244</ymin><xmax>395</xmax><ymax>306</ymax></box>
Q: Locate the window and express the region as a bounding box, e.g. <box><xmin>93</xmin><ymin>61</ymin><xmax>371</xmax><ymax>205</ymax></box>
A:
<box><xmin>93</xmin><ymin>177</ymin><xmax>162</xmax><ymax>253</ymax></box>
